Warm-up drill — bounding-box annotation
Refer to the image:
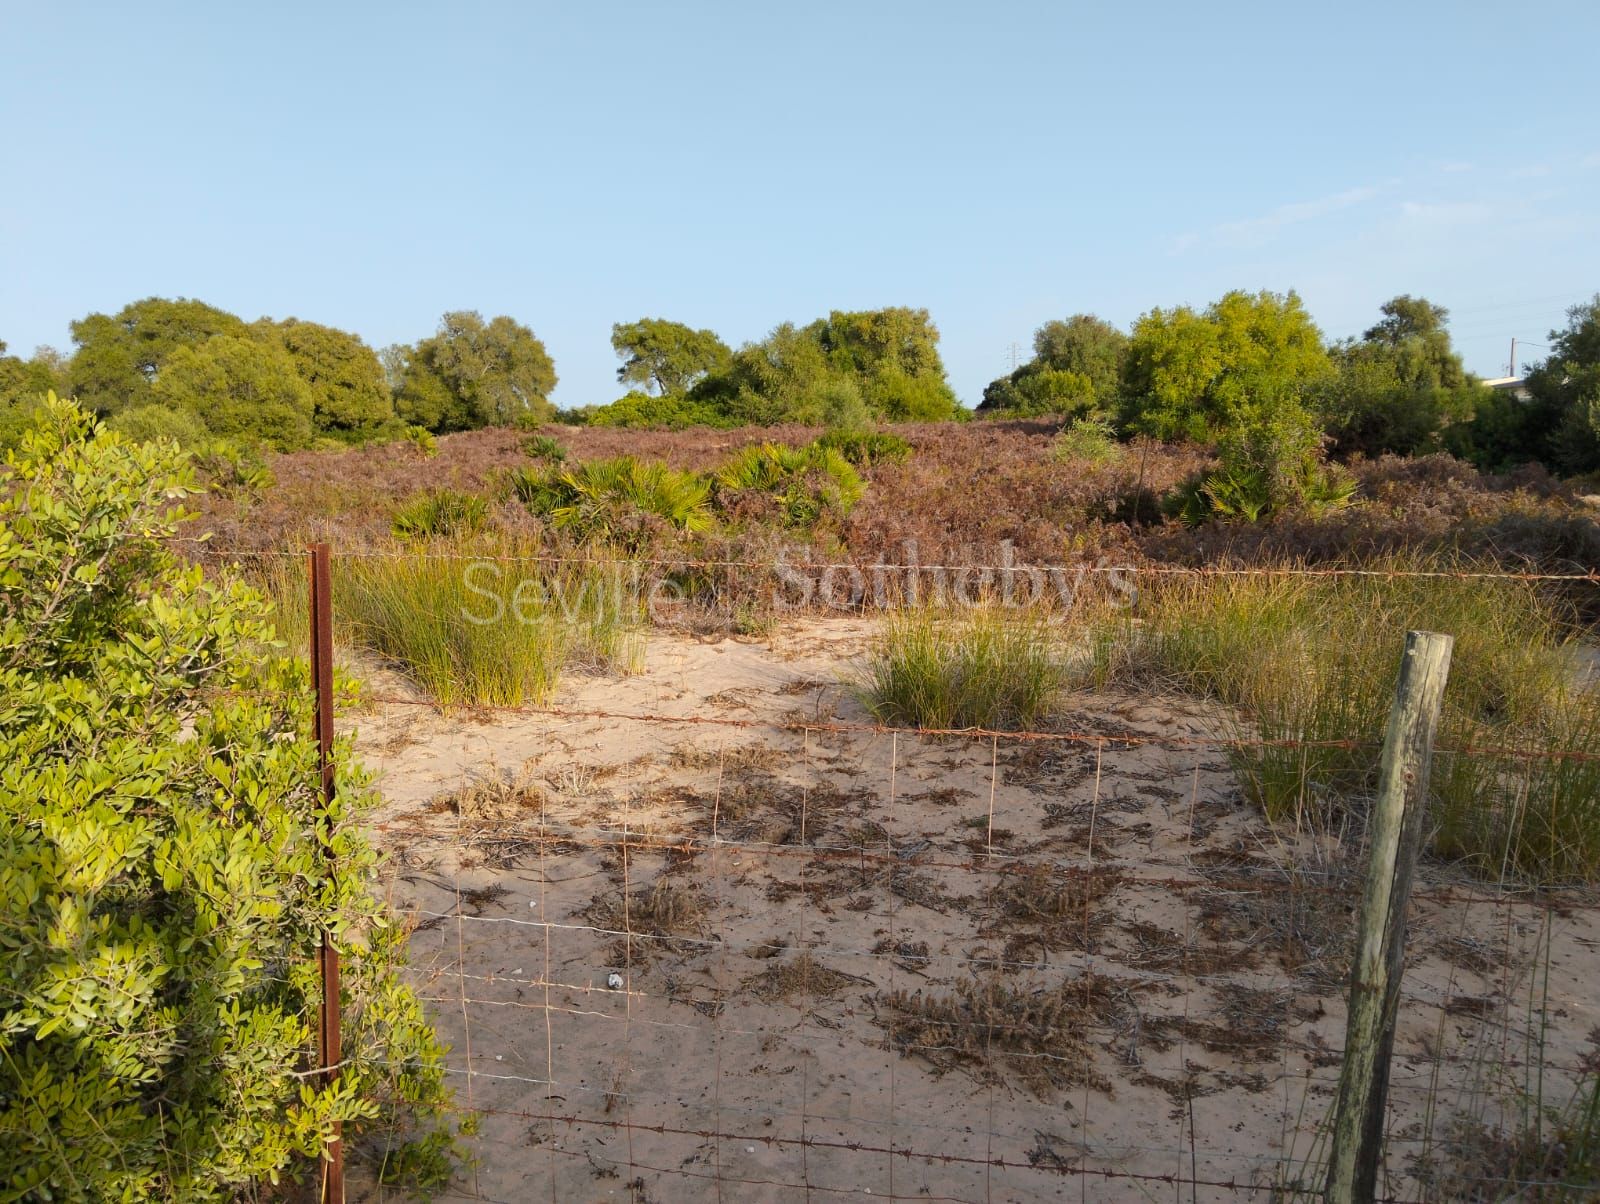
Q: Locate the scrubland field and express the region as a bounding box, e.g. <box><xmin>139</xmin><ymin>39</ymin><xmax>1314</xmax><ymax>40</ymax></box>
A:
<box><xmin>181</xmin><ymin>416</ymin><xmax>1600</xmax><ymax>1201</ymax></box>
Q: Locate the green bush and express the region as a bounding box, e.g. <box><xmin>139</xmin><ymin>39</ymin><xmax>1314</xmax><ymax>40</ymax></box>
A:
<box><xmin>584</xmin><ymin>390</ymin><xmax>732</xmax><ymax>430</ymax></box>
<box><xmin>858</xmin><ymin>608</ymin><xmax>1069</xmax><ymax>730</ymax></box>
<box><xmin>105</xmin><ymin>402</ymin><xmax>208</xmax><ymax>448</ymax></box>
<box><xmin>713</xmin><ymin>442</ymin><xmax>864</xmax><ymax>526</ymax></box>
<box><xmin>392</xmin><ymin>488</ymin><xmax>489</xmax><ymax>540</ymax></box>
<box><xmin>814</xmin><ymin>428</ymin><xmax>912</xmax><ymax>467</ymax></box>
<box><xmin>1051</xmin><ymin>417</ymin><xmax>1123</xmax><ymax>465</ymax></box>
<box><xmin>0</xmin><ymin>397</ymin><xmax>456</xmax><ymax>1197</ymax></box>
<box><xmin>518</xmin><ymin>456</ymin><xmax>713</xmax><ymax>546</ymax></box>
<box><xmin>403</xmin><ymin>424</ymin><xmax>438</xmax><ymax>457</ymax></box>
<box><xmin>1173</xmin><ymin>408</ymin><xmax>1355</xmax><ymax>524</ymax></box>
<box><xmin>1085</xmin><ymin>560</ymin><xmax>1600</xmax><ymax>883</ymax></box>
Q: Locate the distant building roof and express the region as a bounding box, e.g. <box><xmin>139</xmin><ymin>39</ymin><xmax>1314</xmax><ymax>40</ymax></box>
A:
<box><xmin>1483</xmin><ymin>376</ymin><xmax>1531</xmax><ymax>399</ymax></box>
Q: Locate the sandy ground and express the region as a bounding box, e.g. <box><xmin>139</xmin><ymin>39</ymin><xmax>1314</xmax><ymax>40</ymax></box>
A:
<box><xmin>340</xmin><ymin>621</ymin><xmax>1600</xmax><ymax>1204</ymax></box>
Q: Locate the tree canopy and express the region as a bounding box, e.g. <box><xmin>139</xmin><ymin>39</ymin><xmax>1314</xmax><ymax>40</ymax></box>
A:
<box><xmin>611</xmin><ymin>318</ymin><xmax>732</xmax><ymax>396</ymax></box>
<box><xmin>1120</xmin><ymin>289</ymin><xmax>1332</xmax><ymax>440</ymax></box>
<box><xmin>253</xmin><ymin>317</ymin><xmax>395</xmax><ymax>438</ymax></box>
<box><xmin>979</xmin><ymin>314</ymin><xmax>1127</xmax><ymax>417</ymax></box>
<box><xmin>150</xmin><ymin>333</ymin><xmax>317</xmax><ymax>449</ymax></box>
<box><xmin>395</xmin><ymin>311</ymin><xmax>558</xmax><ymax>432</ymax></box>
<box><xmin>1313</xmin><ymin>295</ymin><xmax>1479</xmax><ymax>457</ymax></box>
<box><xmin>66</xmin><ymin>297</ymin><xmax>248</xmax><ymax>415</ymax></box>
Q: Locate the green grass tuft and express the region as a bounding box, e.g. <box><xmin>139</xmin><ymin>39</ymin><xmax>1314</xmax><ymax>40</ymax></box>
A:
<box><xmin>1084</xmin><ymin>557</ymin><xmax>1600</xmax><ymax>884</ymax></box>
<box><xmin>858</xmin><ymin>607</ymin><xmax>1070</xmax><ymax>730</ymax></box>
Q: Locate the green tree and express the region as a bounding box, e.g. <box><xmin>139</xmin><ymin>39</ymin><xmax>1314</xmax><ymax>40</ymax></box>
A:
<box><xmin>1120</xmin><ymin>289</ymin><xmax>1332</xmax><ymax>440</ymax></box>
<box><xmin>979</xmin><ymin>315</ymin><xmax>1127</xmax><ymax>418</ymax></box>
<box><xmin>66</xmin><ymin>297</ymin><xmax>247</xmax><ymax>414</ymax></box>
<box><xmin>0</xmin><ymin>343</ymin><xmax>63</xmax><ymax>450</ymax></box>
<box><xmin>395</xmin><ymin>311</ymin><xmax>557</xmax><ymax>432</ymax></box>
<box><xmin>151</xmin><ymin>334</ymin><xmax>317</xmax><ymax>449</ymax></box>
<box><xmin>1031</xmin><ymin>314</ymin><xmax>1128</xmax><ymax>395</ymax></box>
<box><xmin>699</xmin><ymin>308</ymin><xmax>959</xmax><ymax>425</ymax></box>
<box><xmin>1314</xmin><ymin>296</ymin><xmax>1479</xmax><ymax>457</ymax></box>
<box><xmin>0</xmin><ymin>397</ymin><xmax>455</xmax><ymax>1199</ymax></box>
<box><xmin>1523</xmin><ymin>294</ymin><xmax>1600</xmax><ymax>473</ymax></box>
<box><xmin>611</xmin><ymin>318</ymin><xmax>732</xmax><ymax>396</ymax></box>
<box><xmin>252</xmin><ymin>318</ymin><xmax>395</xmax><ymax>439</ymax></box>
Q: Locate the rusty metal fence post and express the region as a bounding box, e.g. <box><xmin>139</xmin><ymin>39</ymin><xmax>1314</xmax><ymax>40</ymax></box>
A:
<box><xmin>308</xmin><ymin>542</ymin><xmax>344</xmax><ymax>1203</ymax></box>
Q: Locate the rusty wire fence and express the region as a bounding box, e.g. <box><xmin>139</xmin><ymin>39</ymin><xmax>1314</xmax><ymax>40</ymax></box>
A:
<box><xmin>240</xmin><ymin>544</ymin><xmax>1600</xmax><ymax>1203</ymax></box>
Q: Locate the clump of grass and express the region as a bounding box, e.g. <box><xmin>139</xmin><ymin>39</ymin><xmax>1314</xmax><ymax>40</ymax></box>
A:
<box><xmin>1084</xmin><ymin>556</ymin><xmax>1600</xmax><ymax>883</ymax></box>
<box><xmin>876</xmin><ymin>973</ymin><xmax>1113</xmax><ymax>1095</ymax></box>
<box><xmin>588</xmin><ymin>877</ymin><xmax>707</xmax><ymax>967</ymax></box>
<box><xmin>392</xmin><ymin>489</ymin><xmax>488</xmax><ymax>540</ymax></box>
<box><xmin>857</xmin><ymin>607</ymin><xmax>1070</xmax><ymax>730</ymax></box>
<box><xmin>336</xmin><ymin>541</ymin><xmax>643</xmax><ymax>708</ymax></box>
<box><xmin>1051</xmin><ymin>416</ymin><xmax>1122</xmax><ymax>465</ymax></box>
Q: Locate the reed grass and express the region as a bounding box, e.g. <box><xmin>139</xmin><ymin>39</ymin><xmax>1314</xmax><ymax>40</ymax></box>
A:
<box><xmin>857</xmin><ymin>607</ymin><xmax>1070</xmax><ymax>730</ymax></box>
<box><xmin>253</xmin><ymin>538</ymin><xmax>644</xmax><ymax>708</ymax></box>
<box><xmin>1083</xmin><ymin>555</ymin><xmax>1600</xmax><ymax>884</ymax></box>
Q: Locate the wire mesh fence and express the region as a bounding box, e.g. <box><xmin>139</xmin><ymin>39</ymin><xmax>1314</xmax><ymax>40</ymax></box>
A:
<box><xmin>250</xmin><ymin>544</ymin><xmax>1600</xmax><ymax>1202</ymax></box>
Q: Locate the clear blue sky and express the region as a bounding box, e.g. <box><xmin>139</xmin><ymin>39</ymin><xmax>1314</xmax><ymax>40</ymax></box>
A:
<box><xmin>3</xmin><ymin>0</ymin><xmax>1598</xmax><ymax>407</ymax></box>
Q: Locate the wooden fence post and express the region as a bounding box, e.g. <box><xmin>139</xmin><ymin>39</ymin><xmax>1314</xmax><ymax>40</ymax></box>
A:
<box><xmin>309</xmin><ymin>542</ymin><xmax>344</xmax><ymax>1204</ymax></box>
<box><xmin>1324</xmin><ymin>630</ymin><xmax>1454</xmax><ymax>1203</ymax></box>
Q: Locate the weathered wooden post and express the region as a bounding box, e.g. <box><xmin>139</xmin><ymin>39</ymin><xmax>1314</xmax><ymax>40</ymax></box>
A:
<box><xmin>1324</xmin><ymin>630</ymin><xmax>1453</xmax><ymax>1204</ymax></box>
<box><xmin>309</xmin><ymin>542</ymin><xmax>344</xmax><ymax>1204</ymax></box>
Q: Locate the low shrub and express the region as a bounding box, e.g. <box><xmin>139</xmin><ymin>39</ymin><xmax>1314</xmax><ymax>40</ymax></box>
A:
<box><xmin>403</xmin><ymin>424</ymin><xmax>438</xmax><ymax>457</ymax></box>
<box><xmin>858</xmin><ymin>607</ymin><xmax>1070</xmax><ymax>730</ymax></box>
<box><xmin>815</xmin><ymin>428</ymin><xmax>912</xmax><ymax>467</ymax></box>
<box><xmin>1085</xmin><ymin>559</ymin><xmax>1600</xmax><ymax>883</ymax></box>
<box><xmin>392</xmin><ymin>488</ymin><xmax>489</xmax><ymax>540</ymax></box>
<box><xmin>714</xmin><ymin>442</ymin><xmax>864</xmax><ymax>527</ymax></box>
<box><xmin>522</xmin><ymin>432</ymin><xmax>568</xmax><ymax>462</ymax></box>
<box><xmin>584</xmin><ymin>390</ymin><xmax>733</xmax><ymax>430</ymax></box>
<box><xmin>1172</xmin><ymin>411</ymin><xmax>1356</xmax><ymax>524</ymax></box>
<box><xmin>515</xmin><ymin>456</ymin><xmax>713</xmax><ymax>547</ymax></box>
<box><xmin>1051</xmin><ymin>417</ymin><xmax>1122</xmax><ymax>465</ymax></box>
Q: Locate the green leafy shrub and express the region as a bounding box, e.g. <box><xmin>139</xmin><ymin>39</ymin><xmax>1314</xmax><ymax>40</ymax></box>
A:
<box><xmin>858</xmin><ymin>608</ymin><xmax>1069</xmax><ymax>730</ymax></box>
<box><xmin>392</xmin><ymin>488</ymin><xmax>489</xmax><ymax>540</ymax></box>
<box><xmin>815</xmin><ymin>428</ymin><xmax>912</xmax><ymax>467</ymax></box>
<box><xmin>105</xmin><ymin>402</ymin><xmax>208</xmax><ymax>447</ymax></box>
<box><xmin>1051</xmin><ymin>417</ymin><xmax>1123</xmax><ymax>465</ymax></box>
<box><xmin>1084</xmin><ymin>559</ymin><xmax>1600</xmax><ymax>883</ymax></box>
<box><xmin>0</xmin><ymin>397</ymin><xmax>457</xmax><ymax>1198</ymax></box>
<box><xmin>584</xmin><ymin>390</ymin><xmax>733</xmax><ymax>430</ymax></box>
<box><xmin>713</xmin><ymin>442</ymin><xmax>864</xmax><ymax>527</ymax></box>
<box><xmin>518</xmin><ymin>456</ymin><xmax>713</xmax><ymax>546</ymax></box>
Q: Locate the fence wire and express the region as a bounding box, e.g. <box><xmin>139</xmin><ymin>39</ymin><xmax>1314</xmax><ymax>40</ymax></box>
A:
<box><xmin>242</xmin><ymin>545</ymin><xmax>1600</xmax><ymax>1202</ymax></box>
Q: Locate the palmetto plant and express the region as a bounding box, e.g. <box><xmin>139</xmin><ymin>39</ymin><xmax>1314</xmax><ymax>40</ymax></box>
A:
<box><xmin>713</xmin><ymin>442</ymin><xmax>864</xmax><ymax>526</ymax></box>
<box><xmin>515</xmin><ymin>456</ymin><xmax>713</xmax><ymax>545</ymax></box>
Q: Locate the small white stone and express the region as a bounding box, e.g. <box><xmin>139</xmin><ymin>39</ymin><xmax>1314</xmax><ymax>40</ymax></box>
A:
<box><xmin>746</xmin><ymin>1146</ymin><xmax>755</xmax><ymax>1154</ymax></box>
<box><xmin>495</xmin><ymin>1054</ymin><xmax>503</xmax><ymax>1061</ymax></box>
<box><xmin>529</xmin><ymin>900</ymin><xmax>538</xmax><ymax>908</ymax></box>
<box><xmin>606</xmin><ymin>972</ymin><xmax>624</xmax><ymax>990</ymax></box>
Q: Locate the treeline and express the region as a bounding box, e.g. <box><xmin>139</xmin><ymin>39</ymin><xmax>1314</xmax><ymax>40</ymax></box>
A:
<box><xmin>4</xmin><ymin>290</ymin><xmax>1598</xmax><ymax>483</ymax></box>
<box><xmin>0</xmin><ymin>300</ymin><xmax>559</xmax><ymax>451</ymax></box>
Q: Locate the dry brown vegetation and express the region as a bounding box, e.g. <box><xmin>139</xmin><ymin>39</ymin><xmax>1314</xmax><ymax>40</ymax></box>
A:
<box><xmin>188</xmin><ymin>420</ymin><xmax>1600</xmax><ymax>586</ymax></box>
